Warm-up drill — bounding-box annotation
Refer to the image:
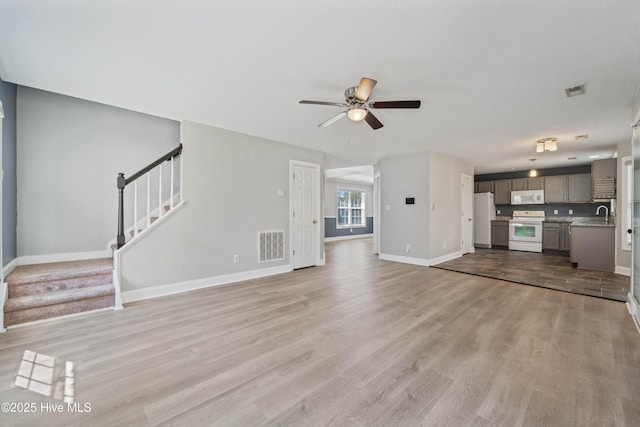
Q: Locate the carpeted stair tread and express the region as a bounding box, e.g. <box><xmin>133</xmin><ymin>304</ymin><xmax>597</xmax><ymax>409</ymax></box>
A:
<box><xmin>4</xmin><ymin>284</ymin><xmax>115</xmax><ymax>313</ymax></box>
<box><xmin>4</xmin><ymin>294</ymin><xmax>115</xmax><ymax>326</ymax></box>
<box><xmin>8</xmin><ymin>273</ymin><xmax>113</xmax><ymax>298</ymax></box>
<box><xmin>5</xmin><ymin>258</ymin><xmax>113</xmax><ymax>286</ymax></box>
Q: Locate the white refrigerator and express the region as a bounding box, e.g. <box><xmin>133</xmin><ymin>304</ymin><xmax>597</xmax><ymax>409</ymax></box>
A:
<box><xmin>474</xmin><ymin>192</ymin><xmax>496</xmax><ymax>248</ymax></box>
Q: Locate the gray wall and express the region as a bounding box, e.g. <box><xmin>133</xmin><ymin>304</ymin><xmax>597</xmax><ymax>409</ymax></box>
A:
<box><xmin>617</xmin><ymin>140</ymin><xmax>632</xmax><ymax>270</ymax></box>
<box><xmin>324</xmin><ymin>179</ymin><xmax>373</xmax><ymax>238</ymax></box>
<box><xmin>428</xmin><ymin>151</ymin><xmax>474</xmax><ymax>259</ymax></box>
<box><xmin>375</xmin><ymin>153</ymin><xmax>430</xmax><ymax>259</ymax></box>
<box><xmin>17</xmin><ymin>87</ymin><xmax>180</xmax><ymax>256</ymax></box>
<box><xmin>0</xmin><ymin>77</ymin><xmax>17</xmax><ymax>266</ymax></box>
<box><xmin>119</xmin><ymin>120</ymin><xmax>325</xmax><ymax>291</ymax></box>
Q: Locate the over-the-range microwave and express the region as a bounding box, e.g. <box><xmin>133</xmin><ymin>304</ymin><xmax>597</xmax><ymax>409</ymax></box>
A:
<box><xmin>511</xmin><ymin>189</ymin><xmax>544</xmax><ymax>205</ymax></box>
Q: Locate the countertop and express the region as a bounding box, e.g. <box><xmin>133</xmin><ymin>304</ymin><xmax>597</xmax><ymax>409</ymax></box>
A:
<box><xmin>492</xmin><ymin>216</ymin><xmax>615</xmax><ymax>227</ymax></box>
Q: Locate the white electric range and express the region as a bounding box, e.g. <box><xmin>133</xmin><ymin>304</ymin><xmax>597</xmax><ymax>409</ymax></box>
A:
<box><xmin>508</xmin><ymin>210</ymin><xmax>545</xmax><ymax>252</ymax></box>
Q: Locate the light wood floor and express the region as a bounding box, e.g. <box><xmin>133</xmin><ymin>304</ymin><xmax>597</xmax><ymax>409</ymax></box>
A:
<box><xmin>1</xmin><ymin>238</ymin><xmax>639</xmax><ymax>426</ymax></box>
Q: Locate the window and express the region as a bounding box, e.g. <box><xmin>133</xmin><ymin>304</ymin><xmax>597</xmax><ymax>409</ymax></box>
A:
<box><xmin>621</xmin><ymin>156</ymin><xmax>632</xmax><ymax>251</ymax></box>
<box><xmin>337</xmin><ymin>189</ymin><xmax>366</xmax><ymax>227</ymax></box>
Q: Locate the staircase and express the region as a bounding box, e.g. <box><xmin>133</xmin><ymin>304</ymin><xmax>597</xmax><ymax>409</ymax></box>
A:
<box><xmin>3</xmin><ymin>258</ymin><xmax>115</xmax><ymax>326</ymax></box>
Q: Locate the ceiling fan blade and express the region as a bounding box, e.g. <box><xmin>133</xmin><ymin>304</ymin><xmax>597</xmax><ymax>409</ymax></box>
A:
<box><xmin>355</xmin><ymin>77</ymin><xmax>377</xmax><ymax>102</ymax></box>
<box><xmin>300</xmin><ymin>100</ymin><xmax>349</xmax><ymax>107</ymax></box>
<box><xmin>318</xmin><ymin>111</ymin><xmax>347</xmax><ymax>128</ymax></box>
<box><xmin>369</xmin><ymin>100</ymin><xmax>421</xmax><ymax>109</ymax></box>
<box><xmin>364</xmin><ymin>111</ymin><xmax>384</xmax><ymax>130</ymax></box>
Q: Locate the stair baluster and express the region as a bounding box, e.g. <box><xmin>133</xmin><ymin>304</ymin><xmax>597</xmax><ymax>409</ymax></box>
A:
<box><xmin>116</xmin><ymin>144</ymin><xmax>182</xmax><ymax>249</ymax></box>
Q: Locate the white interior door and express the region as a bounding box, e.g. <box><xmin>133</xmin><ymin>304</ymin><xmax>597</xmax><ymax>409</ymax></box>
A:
<box><xmin>461</xmin><ymin>173</ymin><xmax>473</xmax><ymax>254</ymax></box>
<box><xmin>291</xmin><ymin>161</ymin><xmax>320</xmax><ymax>269</ymax></box>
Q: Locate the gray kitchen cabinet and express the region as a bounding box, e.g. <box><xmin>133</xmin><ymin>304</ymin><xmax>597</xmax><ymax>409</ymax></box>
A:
<box><xmin>592</xmin><ymin>158</ymin><xmax>616</xmax><ymax>180</ymax></box>
<box><xmin>477</xmin><ymin>181</ymin><xmax>494</xmax><ymax>193</ymax></box>
<box><xmin>544</xmin><ymin>176</ymin><xmax>567</xmax><ymax>202</ymax></box>
<box><xmin>570</xmin><ymin>225</ymin><xmax>614</xmax><ymax>271</ymax></box>
<box><xmin>511</xmin><ymin>178</ymin><xmax>527</xmax><ymax>191</ymax></box>
<box><xmin>542</xmin><ymin>223</ymin><xmax>560</xmax><ymax>250</ymax></box>
<box><xmin>491</xmin><ymin>221</ymin><xmax>509</xmax><ymax>247</ymax></box>
<box><xmin>568</xmin><ymin>173</ymin><xmax>591</xmax><ymax>202</ymax></box>
<box><xmin>512</xmin><ymin>177</ymin><xmax>544</xmax><ymax>191</ymax></box>
<box><xmin>527</xmin><ymin>177</ymin><xmax>544</xmax><ymax>190</ymax></box>
<box><xmin>494</xmin><ymin>180</ymin><xmax>511</xmax><ymax>205</ymax></box>
<box><xmin>560</xmin><ymin>223</ymin><xmax>571</xmax><ymax>251</ymax></box>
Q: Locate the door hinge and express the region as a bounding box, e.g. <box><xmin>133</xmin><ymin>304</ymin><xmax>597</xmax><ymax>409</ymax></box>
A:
<box><xmin>292</xmin><ymin>211</ymin><xmax>295</xmax><ymax>217</ymax></box>
<box><xmin>293</xmin><ymin>250</ymin><xmax>296</xmax><ymax>255</ymax></box>
<box><xmin>293</xmin><ymin>173</ymin><xmax>296</xmax><ymax>179</ymax></box>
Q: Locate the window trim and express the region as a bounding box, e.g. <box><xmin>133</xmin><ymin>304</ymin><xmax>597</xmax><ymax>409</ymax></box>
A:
<box><xmin>336</xmin><ymin>188</ymin><xmax>366</xmax><ymax>229</ymax></box>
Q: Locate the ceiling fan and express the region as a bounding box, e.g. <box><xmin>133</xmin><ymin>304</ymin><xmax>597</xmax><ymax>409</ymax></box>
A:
<box><xmin>299</xmin><ymin>77</ymin><xmax>421</xmax><ymax>130</ymax></box>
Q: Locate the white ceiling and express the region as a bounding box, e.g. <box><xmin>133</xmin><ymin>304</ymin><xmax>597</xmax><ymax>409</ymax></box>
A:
<box><xmin>1</xmin><ymin>1</ymin><xmax>639</xmax><ymax>174</ymax></box>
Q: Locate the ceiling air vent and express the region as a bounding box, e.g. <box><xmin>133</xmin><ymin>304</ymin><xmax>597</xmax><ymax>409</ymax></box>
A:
<box><xmin>565</xmin><ymin>85</ymin><xmax>586</xmax><ymax>98</ymax></box>
<box><xmin>575</xmin><ymin>134</ymin><xmax>588</xmax><ymax>141</ymax></box>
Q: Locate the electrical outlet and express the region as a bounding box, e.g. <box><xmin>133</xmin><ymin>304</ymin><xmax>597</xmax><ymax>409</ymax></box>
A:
<box><xmin>406</xmin><ymin>244</ymin><xmax>411</xmax><ymax>253</ymax></box>
<box><xmin>569</xmin><ymin>209</ymin><xmax>573</xmax><ymax>215</ymax></box>
<box><xmin>443</xmin><ymin>242</ymin><xmax>447</xmax><ymax>248</ymax></box>
<box><xmin>233</xmin><ymin>254</ymin><xmax>239</xmax><ymax>263</ymax></box>
<box><xmin>553</xmin><ymin>210</ymin><xmax>558</xmax><ymax>214</ymax></box>
<box><xmin>385</xmin><ymin>204</ymin><xmax>391</xmax><ymax>211</ymax></box>
<box><xmin>497</xmin><ymin>209</ymin><xmax>501</xmax><ymax>214</ymax></box>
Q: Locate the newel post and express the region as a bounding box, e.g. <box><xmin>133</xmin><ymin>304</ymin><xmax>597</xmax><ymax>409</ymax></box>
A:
<box><xmin>116</xmin><ymin>173</ymin><xmax>127</xmax><ymax>249</ymax></box>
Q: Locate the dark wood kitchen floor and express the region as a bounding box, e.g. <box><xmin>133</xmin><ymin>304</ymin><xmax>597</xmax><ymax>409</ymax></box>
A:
<box><xmin>433</xmin><ymin>248</ymin><xmax>629</xmax><ymax>302</ymax></box>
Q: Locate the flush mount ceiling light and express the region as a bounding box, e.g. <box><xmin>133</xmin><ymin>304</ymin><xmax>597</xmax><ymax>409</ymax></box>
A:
<box><xmin>529</xmin><ymin>159</ymin><xmax>538</xmax><ymax>177</ymax></box>
<box><xmin>536</xmin><ymin>137</ymin><xmax>558</xmax><ymax>153</ymax></box>
<box><xmin>565</xmin><ymin>84</ymin><xmax>586</xmax><ymax>98</ymax></box>
<box><xmin>347</xmin><ymin>105</ymin><xmax>368</xmax><ymax>122</ymax></box>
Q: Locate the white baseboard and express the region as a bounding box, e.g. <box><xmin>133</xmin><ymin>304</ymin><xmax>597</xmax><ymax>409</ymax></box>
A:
<box><xmin>122</xmin><ymin>264</ymin><xmax>292</xmax><ymax>303</ymax></box>
<box><xmin>615</xmin><ymin>265</ymin><xmax>631</xmax><ymax>276</ymax></box>
<box><xmin>428</xmin><ymin>251</ymin><xmax>463</xmax><ymax>265</ymax></box>
<box><xmin>379</xmin><ymin>250</ymin><xmax>462</xmax><ymax>267</ymax></box>
<box><xmin>325</xmin><ymin>234</ymin><xmax>373</xmax><ymax>242</ymax></box>
<box><xmin>2</xmin><ymin>257</ymin><xmax>19</xmax><ymax>277</ymax></box>
<box><xmin>8</xmin><ymin>250</ymin><xmax>110</xmax><ymax>269</ymax></box>
<box><xmin>379</xmin><ymin>253</ymin><xmax>430</xmax><ymax>266</ymax></box>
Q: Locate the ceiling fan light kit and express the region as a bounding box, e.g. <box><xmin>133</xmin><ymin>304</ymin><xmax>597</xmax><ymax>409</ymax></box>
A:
<box><xmin>347</xmin><ymin>106</ymin><xmax>367</xmax><ymax>121</ymax></box>
<box><xmin>299</xmin><ymin>77</ymin><xmax>421</xmax><ymax>130</ymax></box>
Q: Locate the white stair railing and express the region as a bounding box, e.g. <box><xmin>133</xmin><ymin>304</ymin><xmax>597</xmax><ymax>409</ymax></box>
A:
<box><xmin>116</xmin><ymin>144</ymin><xmax>182</xmax><ymax>248</ymax></box>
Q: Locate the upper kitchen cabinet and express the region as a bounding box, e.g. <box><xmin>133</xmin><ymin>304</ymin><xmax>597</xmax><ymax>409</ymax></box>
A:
<box><xmin>512</xmin><ymin>177</ymin><xmax>543</xmax><ymax>191</ymax></box>
<box><xmin>544</xmin><ymin>176</ymin><xmax>567</xmax><ymax>202</ymax></box>
<box><xmin>568</xmin><ymin>173</ymin><xmax>592</xmax><ymax>202</ymax></box>
<box><xmin>476</xmin><ymin>181</ymin><xmax>494</xmax><ymax>193</ymax></box>
<box><xmin>527</xmin><ymin>177</ymin><xmax>544</xmax><ymax>190</ymax></box>
<box><xmin>592</xmin><ymin>158</ymin><xmax>616</xmax><ymax>199</ymax></box>
<box><xmin>494</xmin><ymin>180</ymin><xmax>511</xmax><ymax>205</ymax></box>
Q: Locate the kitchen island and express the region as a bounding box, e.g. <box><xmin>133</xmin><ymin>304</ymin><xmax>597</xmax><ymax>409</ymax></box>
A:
<box><xmin>569</xmin><ymin>219</ymin><xmax>615</xmax><ymax>272</ymax></box>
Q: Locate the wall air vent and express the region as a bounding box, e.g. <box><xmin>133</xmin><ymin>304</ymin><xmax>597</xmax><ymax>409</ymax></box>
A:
<box><xmin>258</xmin><ymin>231</ymin><xmax>285</xmax><ymax>263</ymax></box>
<box><xmin>565</xmin><ymin>84</ymin><xmax>586</xmax><ymax>98</ymax></box>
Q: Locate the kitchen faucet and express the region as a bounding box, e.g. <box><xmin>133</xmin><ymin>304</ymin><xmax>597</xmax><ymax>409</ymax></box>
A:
<box><xmin>596</xmin><ymin>205</ymin><xmax>609</xmax><ymax>222</ymax></box>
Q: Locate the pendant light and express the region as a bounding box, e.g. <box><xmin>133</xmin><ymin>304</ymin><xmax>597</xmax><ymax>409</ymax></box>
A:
<box><xmin>529</xmin><ymin>159</ymin><xmax>538</xmax><ymax>177</ymax></box>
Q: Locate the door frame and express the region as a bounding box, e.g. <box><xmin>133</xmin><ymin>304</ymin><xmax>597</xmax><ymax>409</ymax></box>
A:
<box><xmin>461</xmin><ymin>173</ymin><xmax>474</xmax><ymax>254</ymax></box>
<box><xmin>289</xmin><ymin>160</ymin><xmax>323</xmax><ymax>269</ymax></box>
<box><xmin>373</xmin><ymin>171</ymin><xmax>381</xmax><ymax>254</ymax></box>
<box><xmin>0</xmin><ymin>100</ymin><xmax>5</xmax><ymax>332</ymax></box>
